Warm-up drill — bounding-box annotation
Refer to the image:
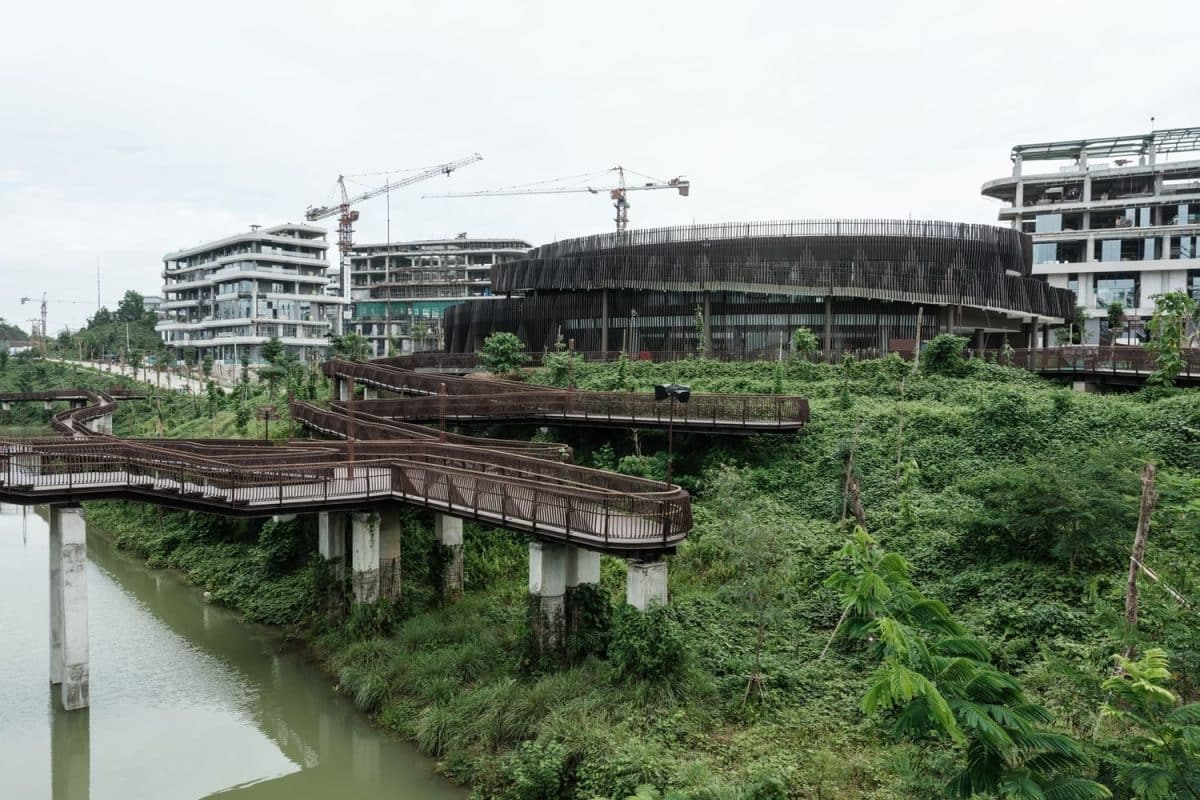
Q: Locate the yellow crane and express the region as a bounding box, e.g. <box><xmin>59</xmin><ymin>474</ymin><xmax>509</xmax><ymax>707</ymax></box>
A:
<box><xmin>424</xmin><ymin>165</ymin><xmax>690</xmax><ymax>232</ymax></box>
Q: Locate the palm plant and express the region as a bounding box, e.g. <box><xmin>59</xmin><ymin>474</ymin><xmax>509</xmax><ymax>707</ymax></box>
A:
<box><xmin>826</xmin><ymin>529</ymin><xmax>1111</xmax><ymax>799</ymax></box>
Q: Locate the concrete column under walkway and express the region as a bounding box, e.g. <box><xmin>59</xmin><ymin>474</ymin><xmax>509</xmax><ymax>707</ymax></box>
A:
<box><xmin>378</xmin><ymin>507</ymin><xmax>403</xmax><ymax>600</ymax></box>
<box><xmin>626</xmin><ymin>559</ymin><xmax>668</xmax><ymax>611</ymax></box>
<box><xmin>528</xmin><ymin>541</ymin><xmax>567</xmax><ymax>658</ymax></box>
<box><xmin>318</xmin><ymin>511</ymin><xmax>347</xmax><ymax>579</ymax></box>
<box><xmin>351</xmin><ymin>512</ymin><xmax>380</xmax><ymax>604</ymax></box>
<box><xmin>362</xmin><ymin>385</ymin><xmax>379</xmax><ymax>401</ymax></box>
<box><xmin>435</xmin><ymin>514</ymin><xmax>463</xmax><ymax>602</ymax></box>
<box><xmin>565</xmin><ymin>544</ymin><xmax>602</xmax><ymax>642</ymax></box>
<box><xmin>49</xmin><ymin>505</ymin><xmax>89</xmax><ymax>710</ymax></box>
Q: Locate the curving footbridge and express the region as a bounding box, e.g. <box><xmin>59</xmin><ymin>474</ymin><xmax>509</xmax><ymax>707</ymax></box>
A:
<box><xmin>2</xmin><ymin>360</ymin><xmax>808</xmax><ymax>710</ymax></box>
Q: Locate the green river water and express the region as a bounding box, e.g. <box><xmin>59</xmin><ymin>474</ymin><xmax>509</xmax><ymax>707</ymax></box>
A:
<box><xmin>0</xmin><ymin>503</ymin><xmax>465</xmax><ymax>799</ymax></box>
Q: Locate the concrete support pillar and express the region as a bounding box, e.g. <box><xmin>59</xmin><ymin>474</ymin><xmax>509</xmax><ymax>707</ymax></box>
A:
<box><xmin>600</xmin><ymin>289</ymin><xmax>610</xmax><ymax>353</ymax></box>
<box><xmin>974</xmin><ymin>328</ymin><xmax>985</xmax><ymax>355</ymax></box>
<box><xmin>44</xmin><ymin>400</ymin><xmax>53</xmax><ymax>412</ymax></box>
<box><xmin>337</xmin><ymin>378</ymin><xmax>352</xmax><ymax>403</ymax></box>
<box><xmin>1022</xmin><ymin>321</ymin><xmax>1035</xmax><ymax>349</ymax></box>
<box><xmin>626</xmin><ymin>559</ymin><xmax>668</xmax><ymax>611</ymax></box>
<box><xmin>318</xmin><ymin>512</ymin><xmax>347</xmax><ymax>579</ymax></box>
<box><xmin>271</xmin><ymin>513</ymin><xmax>297</xmax><ymax>523</ymax></box>
<box><xmin>565</xmin><ymin>545</ymin><xmax>602</xmax><ymax>643</ymax></box>
<box><xmin>49</xmin><ymin>505</ymin><xmax>89</xmax><ymax>710</ymax></box>
<box><xmin>528</xmin><ymin>541</ymin><xmax>567</xmax><ymax>658</ymax></box>
<box><xmin>435</xmin><ymin>514</ymin><xmax>464</xmax><ymax>602</ymax></box>
<box><xmin>351</xmin><ymin>512</ymin><xmax>380</xmax><ymax>604</ymax></box>
<box><xmin>362</xmin><ymin>385</ymin><xmax>379</xmax><ymax>401</ymax></box>
<box><xmin>1</xmin><ymin>401</ymin><xmax>10</xmax><ymax>412</ymax></box>
<box><xmin>1040</xmin><ymin>324</ymin><xmax>1050</xmax><ymax>349</ymax></box>
<box><xmin>378</xmin><ymin>507</ymin><xmax>403</xmax><ymax>600</ymax></box>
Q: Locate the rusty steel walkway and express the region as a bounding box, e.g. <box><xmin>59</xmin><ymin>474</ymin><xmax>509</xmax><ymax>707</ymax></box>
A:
<box><xmin>0</xmin><ymin>390</ymin><xmax>690</xmax><ymax>555</ymax></box>
<box><xmin>323</xmin><ymin>359</ymin><xmax>810</xmax><ymax>431</ymax></box>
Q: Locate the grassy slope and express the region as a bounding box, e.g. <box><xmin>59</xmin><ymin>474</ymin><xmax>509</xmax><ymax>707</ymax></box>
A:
<box><xmin>11</xmin><ymin>354</ymin><xmax>1200</xmax><ymax>798</ymax></box>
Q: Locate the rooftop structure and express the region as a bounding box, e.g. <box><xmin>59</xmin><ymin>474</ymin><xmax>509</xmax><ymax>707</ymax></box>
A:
<box><xmin>981</xmin><ymin>124</ymin><xmax>1200</xmax><ymax>342</ymax></box>
<box><xmin>344</xmin><ymin>235</ymin><xmax>531</xmax><ymax>358</ymax></box>
<box><xmin>443</xmin><ymin>219</ymin><xmax>1074</xmax><ymax>356</ymax></box>
<box><xmin>156</xmin><ymin>223</ymin><xmax>348</xmax><ymax>364</ymax></box>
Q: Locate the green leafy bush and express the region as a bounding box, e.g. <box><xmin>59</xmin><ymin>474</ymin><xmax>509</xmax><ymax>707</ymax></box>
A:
<box><xmin>609</xmin><ymin>604</ymin><xmax>687</xmax><ymax>681</ymax></box>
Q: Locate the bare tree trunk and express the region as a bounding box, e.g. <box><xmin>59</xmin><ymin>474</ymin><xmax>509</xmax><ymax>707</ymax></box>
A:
<box><xmin>1125</xmin><ymin>462</ymin><xmax>1158</xmax><ymax>637</ymax></box>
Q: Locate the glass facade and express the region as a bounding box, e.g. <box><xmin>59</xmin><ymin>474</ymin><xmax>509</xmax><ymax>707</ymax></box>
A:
<box><xmin>1093</xmin><ymin>273</ymin><xmax>1139</xmax><ymax>309</ymax></box>
<box><xmin>1033</xmin><ymin>242</ymin><xmax>1057</xmax><ymax>263</ymax></box>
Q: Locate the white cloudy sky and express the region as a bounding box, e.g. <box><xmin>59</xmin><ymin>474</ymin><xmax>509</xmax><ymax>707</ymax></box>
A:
<box><xmin>2</xmin><ymin>0</ymin><xmax>1198</xmax><ymax>332</ymax></box>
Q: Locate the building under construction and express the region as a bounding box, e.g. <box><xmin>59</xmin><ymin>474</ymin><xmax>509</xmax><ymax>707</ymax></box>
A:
<box><xmin>344</xmin><ymin>236</ymin><xmax>532</xmax><ymax>357</ymax></box>
<box><xmin>442</xmin><ymin>219</ymin><xmax>1075</xmax><ymax>356</ymax></box>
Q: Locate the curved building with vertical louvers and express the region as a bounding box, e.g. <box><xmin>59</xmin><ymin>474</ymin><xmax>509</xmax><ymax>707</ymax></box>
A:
<box><xmin>443</xmin><ymin>219</ymin><xmax>1075</xmax><ymax>356</ymax></box>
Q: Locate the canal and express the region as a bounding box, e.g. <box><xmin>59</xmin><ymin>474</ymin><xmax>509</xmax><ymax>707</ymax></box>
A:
<box><xmin>0</xmin><ymin>503</ymin><xmax>464</xmax><ymax>799</ymax></box>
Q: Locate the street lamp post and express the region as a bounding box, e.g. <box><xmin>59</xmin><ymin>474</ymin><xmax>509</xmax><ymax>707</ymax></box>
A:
<box><xmin>653</xmin><ymin>383</ymin><xmax>690</xmax><ymax>488</ymax></box>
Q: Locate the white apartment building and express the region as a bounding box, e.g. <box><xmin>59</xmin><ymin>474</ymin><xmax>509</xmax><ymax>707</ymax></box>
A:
<box><xmin>982</xmin><ymin>125</ymin><xmax>1200</xmax><ymax>343</ymax></box>
<box><xmin>156</xmin><ymin>223</ymin><xmax>348</xmax><ymax>364</ymax></box>
<box><xmin>344</xmin><ymin>235</ymin><xmax>531</xmax><ymax>357</ymax></box>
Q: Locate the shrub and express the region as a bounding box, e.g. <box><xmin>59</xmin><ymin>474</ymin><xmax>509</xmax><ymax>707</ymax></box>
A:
<box><xmin>609</xmin><ymin>604</ymin><xmax>686</xmax><ymax>681</ymax></box>
<box><xmin>480</xmin><ymin>332</ymin><xmax>528</xmax><ymax>375</ymax></box>
<box><xmin>921</xmin><ymin>334</ymin><xmax>969</xmax><ymax>377</ymax></box>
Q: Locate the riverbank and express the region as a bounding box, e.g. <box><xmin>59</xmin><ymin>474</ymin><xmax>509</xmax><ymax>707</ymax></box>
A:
<box><xmin>11</xmin><ymin>352</ymin><xmax>1200</xmax><ymax>798</ymax></box>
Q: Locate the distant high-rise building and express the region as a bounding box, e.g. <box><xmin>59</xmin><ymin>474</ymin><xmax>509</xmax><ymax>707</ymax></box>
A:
<box><xmin>344</xmin><ymin>235</ymin><xmax>531</xmax><ymax>357</ymax></box>
<box><xmin>156</xmin><ymin>223</ymin><xmax>348</xmax><ymax>364</ymax></box>
<box><xmin>982</xmin><ymin>125</ymin><xmax>1200</xmax><ymax>343</ymax></box>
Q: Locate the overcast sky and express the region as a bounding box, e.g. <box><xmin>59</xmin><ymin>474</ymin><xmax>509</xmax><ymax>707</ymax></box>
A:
<box><xmin>3</xmin><ymin>0</ymin><xmax>1198</xmax><ymax>333</ymax></box>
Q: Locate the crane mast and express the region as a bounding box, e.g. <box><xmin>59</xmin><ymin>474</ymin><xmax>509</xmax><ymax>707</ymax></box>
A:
<box><xmin>305</xmin><ymin>153</ymin><xmax>483</xmax><ymax>300</ymax></box>
<box><xmin>424</xmin><ymin>166</ymin><xmax>690</xmax><ymax>232</ymax></box>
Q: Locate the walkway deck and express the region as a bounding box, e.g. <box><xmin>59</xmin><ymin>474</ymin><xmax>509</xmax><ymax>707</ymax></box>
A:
<box><xmin>0</xmin><ymin>390</ymin><xmax>691</xmax><ymax>555</ymax></box>
<box><xmin>324</xmin><ymin>359</ymin><xmax>810</xmax><ymax>432</ymax></box>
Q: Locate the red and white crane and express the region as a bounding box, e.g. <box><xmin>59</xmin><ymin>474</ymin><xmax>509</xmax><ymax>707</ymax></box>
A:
<box><xmin>424</xmin><ymin>166</ymin><xmax>690</xmax><ymax>232</ymax></box>
<box><xmin>305</xmin><ymin>153</ymin><xmax>484</xmax><ymax>292</ymax></box>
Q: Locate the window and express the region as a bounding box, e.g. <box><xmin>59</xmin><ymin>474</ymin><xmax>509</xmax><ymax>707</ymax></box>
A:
<box><xmin>1189</xmin><ymin>271</ymin><xmax>1200</xmax><ymax>301</ymax></box>
<box><xmin>1067</xmin><ymin>273</ymin><xmax>1079</xmax><ymax>295</ymax></box>
<box><xmin>1034</xmin><ymin>214</ymin><xmax>1062</xmax><ymax>233</ymax></box>
<box><xmin>1093</xmin><ymin>273</ymin><xmax>1139</xmax><ymax>309</ymax></box>
<box><xmin>1101</xmin><ymin>240</ymin><xmax>1121</xmax><ymax>262</ymax></box>
<box><xmin>1033</xmin><ymin>242</ymin><xmax>1057</xmax><ymax>264</ymax></box>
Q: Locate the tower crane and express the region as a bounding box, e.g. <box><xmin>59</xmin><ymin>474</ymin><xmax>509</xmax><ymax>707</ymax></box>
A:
<box><xmin>305</xmin><ymin>154</ymin><xmax>484</xmax><ymax>295</ymax></box>
<box><xmin>20</xmin><ymin>293</ymin><xmax>93</xmax><ymax>355</ymax></box>
<box><xmin>423</xmin><ymin>166</ymin><xmax>690</xmax><ymax>232</ymax></box>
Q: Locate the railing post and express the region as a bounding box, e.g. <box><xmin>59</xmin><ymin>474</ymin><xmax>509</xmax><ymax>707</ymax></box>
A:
<box><xmin>565</xmin><ymin>495</ymin><xmax>572</xmax><ymax>540</ymax></box>
<box><xmin>603</xmin><ymin>502</ymin><xmax>610</xmax><ymax>546</ymax></box>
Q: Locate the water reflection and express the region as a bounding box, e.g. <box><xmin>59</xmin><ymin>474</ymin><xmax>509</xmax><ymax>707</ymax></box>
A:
<box><xmin>0</xmin><ymin>507</ymin><xmax>462</xmax><ymax>800</ymax></box>
<box><xmin>51</xmin><ymin>704</ymin><xmax>89</xmax><ymax>800</ymax></box>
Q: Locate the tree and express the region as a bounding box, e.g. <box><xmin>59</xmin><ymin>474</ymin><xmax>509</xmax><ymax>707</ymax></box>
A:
<box><xmin>1056</xmin><ymin>305</ymin><xmax>1089</xmax><ymax>346</ymax></box>
<box><xmin>826</xmin><ymin>530</ymin><xmax>1110</xmax><ymax>800</ymax></box>
<box><xmin>128</xmin><ymin>349</ymin><xmax>143</xmax><ymax>377</ymax></box>
<box><xmin>694</xmin><ymin>304</ymin><xmax>707</xmax><ymax>357</ymax></box>
<box><xmin>959</xmin><ymin>447</ymin><xmax>1139</xmax><ymax>571</ymax></box>
<box><xmin>202</xmin><ymin>355</ymin><xmax>214</xmax><ymax>381</ymax></box>
<box><xmin>115</xmin><ymin>290</ymin><xmax>146</xmax><ymax>323</ymax></box>
<box><xmin>329</xmin><ymin>332</ymin><xmax>370</xmax><ymax>362</ymax></box>
<box><xmin>261</xmin><ymin>336</ymin><xmax>284</xmax><ymax>367</ymax></box>
<box><xmin>1102</xmin><ymin>648</ymin><xmax>1200</xmax><ymax>799</ymax></box>
<box><xmin>1144</xmin><ymin>291</ymin><xmax>1199</xmax><ymax>389</ymax></box>
<box><xmin>0</xmin><ymin>350</ymin><xmax>8</xmax><ymax>374</ymax></box>
<box><xmin>479</xmin><ymin>332</ymin><xmax>527</xmax><ymax>375</ymax></box>
<box><xmin>1106</xmin><ymin>301</ymin><xmax>1126</xmax><ymax>345</ymax></box>
<box><xmin>791</xmin><ymin>327</ymin><xmax>819</xmax><ymax>361</ymax></box>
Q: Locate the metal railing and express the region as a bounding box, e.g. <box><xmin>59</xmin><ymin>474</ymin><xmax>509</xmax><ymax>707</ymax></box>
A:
<box><xmin>340</xmin><ymin>390</ymin><xmax>809</xmax><ymax>430</ymax></box>
<box><xmin>0</xmin><ymin>437</ymin><xmax>690</xmax><ymax>552</ymax></box>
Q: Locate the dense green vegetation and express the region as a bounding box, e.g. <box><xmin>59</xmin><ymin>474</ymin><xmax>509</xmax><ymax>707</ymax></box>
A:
<box><xmin>9</xmin><ymin>348</ymin><xmax>1200</xmax><ymax>798</ymax></box>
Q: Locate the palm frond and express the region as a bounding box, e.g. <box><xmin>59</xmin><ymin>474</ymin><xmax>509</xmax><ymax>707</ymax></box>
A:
<box><xmin>1040</xmin><ymin>777</ymin><xmax>1113</xmax><ymax>800</ymax></box>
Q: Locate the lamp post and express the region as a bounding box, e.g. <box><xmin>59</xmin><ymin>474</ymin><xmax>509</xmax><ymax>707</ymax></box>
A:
<box><xmin>653</xmin><ymin>383</ymin><xmax>690</xmax><ymax>488</ymax></box>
